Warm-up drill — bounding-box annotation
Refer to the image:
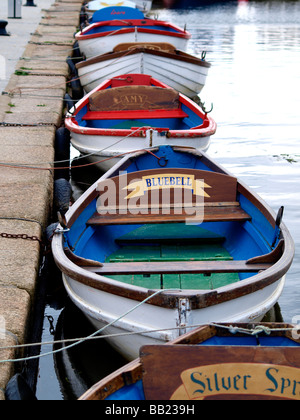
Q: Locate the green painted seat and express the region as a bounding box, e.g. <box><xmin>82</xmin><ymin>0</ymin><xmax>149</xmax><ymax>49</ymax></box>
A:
<box><xmin>105</xmin><ymin>225</ymin><xmax>239</xmax><ymax>290</ymax></box>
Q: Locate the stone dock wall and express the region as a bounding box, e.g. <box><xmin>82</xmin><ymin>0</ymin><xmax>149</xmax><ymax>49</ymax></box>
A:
<box><xmin>0</xmin><ymin>0</ymin><xmax>82</xmax><ymax>399</ymax></box>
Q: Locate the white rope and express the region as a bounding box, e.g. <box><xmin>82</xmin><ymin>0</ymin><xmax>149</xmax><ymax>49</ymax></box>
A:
<box><xmin>210</xmin><ymin>322</ymin><xmax>297</xmax><ymax>336</ymax></box>
<box><xmin>0</xmin><ymin>322</ymin><xmax>209</xmax><ymax>353</ymax></box>
<box><xmin>0</xmin><ymin>320</ymin><xmax>298</xmax><ymax>363</ymax></box>
<box><xmin>0</xmin><ymin>289</ymin><xmax>181</xmax><ymax>364</ymax></box>
<box><xmin>0</xmin><ymin>127</ymin><xmax>144</xmax><ymax>169</ymax></box>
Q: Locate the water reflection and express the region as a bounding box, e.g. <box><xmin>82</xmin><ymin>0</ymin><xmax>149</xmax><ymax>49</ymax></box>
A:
<box><xmin>53</xmin><ymin>301</ymin><xmax>127</xmax><ymax>400</ymax></box>
<box><xmin>236</xmin><ymin>0</ymin><xmax>256</xmax><ymax>22</ymax></box>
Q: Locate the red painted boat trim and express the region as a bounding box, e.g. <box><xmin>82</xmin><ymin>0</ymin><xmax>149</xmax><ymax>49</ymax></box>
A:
<box><xmin>65</xmin><ymin>119</ymin><xmax>216</xmax><ymax>138</ymax></box>
<box><xmin>65</xmin><ymin>75</ymin><xmax>217</xmax><ymax>138</ymax></box>
<box><xmin>75</xmin><ymin>19</ymin><xmax>191</xmax><ymax>41</ymax></box>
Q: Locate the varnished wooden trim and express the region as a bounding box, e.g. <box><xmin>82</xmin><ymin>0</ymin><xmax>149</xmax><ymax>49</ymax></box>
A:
<box><xmin>87</xmin><ymin>260</ymin><xmax>271</xmax><ymax>276</ymax></box>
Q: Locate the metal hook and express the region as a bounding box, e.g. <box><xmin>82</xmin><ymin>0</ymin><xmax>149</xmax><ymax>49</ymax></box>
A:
<box><xmin>158</xmin><ymin>156</ymin><xmax>168</xmax><ymax>167</ymax></box>
<box><xmin>198</xmin><ymin>98</ymin><xmax>214</xmax><ymax>114</ymax></box>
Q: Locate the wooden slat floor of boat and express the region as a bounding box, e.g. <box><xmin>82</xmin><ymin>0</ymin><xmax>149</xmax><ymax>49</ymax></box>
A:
<box><xmin>87</xmin><ymin>205</ymin><xmax>251</xmax><ymax>226</ymax></box>
<box><xmin>103</xmin><ymin>242</ymin><xmax>243</xmax><ymax>290</ymax></box>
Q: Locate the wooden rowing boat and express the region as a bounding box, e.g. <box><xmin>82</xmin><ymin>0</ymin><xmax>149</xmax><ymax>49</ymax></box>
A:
<box><xmin>76</xmin><ymin>42</ymin><xmax>211</xmax><ymax>99</ymax></box>
<box><xmin>65</xmin><ymin>74</ymin><xmax>216</xmax><ymax>172</ymax></box>
<box><xmin>79</xmin><ymin>323</ymin><xmax>300</xmax><ymax>400</ymax></box>
<box><xmin>51</xmin><ymin>146</ymin><xmax>294</xmax><ymax>361</ymax></box>
<box><xmin>75</xmin><ymin>8</ymin><xmax>191</xmax><ymax>58</ymax></box>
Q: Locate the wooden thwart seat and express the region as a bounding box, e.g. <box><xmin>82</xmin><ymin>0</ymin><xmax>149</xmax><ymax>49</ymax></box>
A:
<box><xmin>82</xmin><ymin>108</ymin><xmax>189</xmax><ymax>121</ymax></box>
<box><xmin>68</xmin><ymin>239</ymin><xmax>283</xmax><ymax>278</ymax></box>
<box><xmin>88</xmin><ymin>168</ymin><xmax>252</xmax><ymax>226</ymax></box>
<box><xmin>88</xmin><ymin>260</ymin><xmax>271</xmax><ymax>275</ymax></box>
<box><xmin>87</xmin><ymin>203</ymin><xmax>251</xmax><ymax>226</ymax></box>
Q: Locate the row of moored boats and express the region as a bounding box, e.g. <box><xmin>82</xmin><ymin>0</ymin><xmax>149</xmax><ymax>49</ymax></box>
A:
<box><xmin>50</xmin><ymin>0</ymin><xmax>299</xmax><ymax>401</ymax></box>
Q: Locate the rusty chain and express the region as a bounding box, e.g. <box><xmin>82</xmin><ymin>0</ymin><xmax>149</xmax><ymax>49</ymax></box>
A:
<box><xmin>0</xmin><ymin>122</ymin><xmax>58</xmax><ymax>128</ymax></box>
<box><xmin>0</xmin><ymin>232</ymin><xmax>43</xmax><ymax>245</ymax></box>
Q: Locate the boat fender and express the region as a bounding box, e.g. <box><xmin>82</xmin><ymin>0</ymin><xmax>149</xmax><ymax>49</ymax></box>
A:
<box><xmin>54</xmin><ymin>127</ymin><xmax>71</xmax><ymax>180</ymax></box>
<box><xmin>5</xmin><ymin>374</ymin><xmax>37</xmax><ymax>401</ymax></box>
<box><xmin>272</xmin><ymin>206</ymin><xmax>284</xmax><ymax>248</ymax></box>
<box><xmin>80</xmin><ymin>6</ymin><xmax>88</xmax><ymax>26</ymax></box>
<box><xmin>54</xmin><ymin>178</ymin><xmax>72</xmax><ymax>216</ymax></box>
<box><xmin>66</xmin><ymin>56</ymin><xmax>78</xmax><ymax>78</ymax></box>
<box><xmin>64</xmin><ymin>93</ymin><xmax>74</xmax><ymax>113</ymax></box>
<box><xmin>45</xmin><ymin>222</ymin><xmax>59</xmax><ymax>242</ymax></box>
<box><xmin>72</xmin><ymin>41</ymin><xmax>82</xmax><ymax>63</ymax></box>
<box><xmin>70</xmin><ymin>76</ymin><xmax>84</xmax><ymax>101</ymax></box>
<box><xmin>67</xmin><ymin>56</ymin><xmax>83</xmax><ymax>100</ymax></box>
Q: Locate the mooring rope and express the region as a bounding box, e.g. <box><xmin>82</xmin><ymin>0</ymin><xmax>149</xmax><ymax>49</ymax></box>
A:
<box><xmin>0</xmin><ymin>320</ymin><xmax>298</xmax><ymax>365</ymax></box>
<box><xmin>0</xmin><ymin>288</ymin><xmax>181</xmax><ymax>364</ymax></box>
<box><xmin>0</xmin><ymin>128</ymin><xmax>156</xmax><ymax>171</ymax></box>
<box><xmin>210</xmin><ymin>322</ymin><xmax>297</xmax><ymax>336</ymax></box>
<box><xmin>0</xmin><ymin>323</ymin><xmax>203</xmax><ymax>352</ymax></box>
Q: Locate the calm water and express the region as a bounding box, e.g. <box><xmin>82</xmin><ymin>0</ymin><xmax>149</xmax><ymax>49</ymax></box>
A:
<box><xmin>173</xmin><ymin>0</ymin><xmax>300</xmax><ymax>324</ymax></box>
<box><xmin>36</xmin><ymin>1</ymin><xmax>300</xmax><ymax>399</ymax></box>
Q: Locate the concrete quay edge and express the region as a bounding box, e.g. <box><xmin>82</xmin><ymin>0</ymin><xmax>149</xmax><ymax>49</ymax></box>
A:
<box><xmin>0</xmin><ymin>0</ymin><xmax>83</xmax><ymax>400</ymax></box>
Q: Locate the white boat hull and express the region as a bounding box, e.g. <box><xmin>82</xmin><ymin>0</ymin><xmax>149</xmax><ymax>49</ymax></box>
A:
<box><xmin>63</xmin><ymin>273</ymin><xmax>286</xmax><ymax>361</ymax></box>
<box><xmin>78</xmin><ymin>51</ymin><xmax>209</xmax><ymax>98</ymax></box>
<box><xmin>78</xmin><ymin>32</ymin><xmax>189</xmax><ymax>59</ymax></box>
<box><xmin>70</xmin><ymin>129</ymin><xmax>212</xmax><ymax>172</ymax></box>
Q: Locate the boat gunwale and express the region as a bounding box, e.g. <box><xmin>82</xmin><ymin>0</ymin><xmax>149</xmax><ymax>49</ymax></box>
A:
<box><xmin>75</xmin><ymin>19</ymin><xmax>191</xmax><ymax>41</ymax></box>
<box><xmin>75</xmin><ymin>46</ymin><xmax>211</xmax><ymax>70</ymax></box>
<box><xmin>51</xmin><ymin>148</ymin><xmax>295</xmax><ymax>311</ymax></box>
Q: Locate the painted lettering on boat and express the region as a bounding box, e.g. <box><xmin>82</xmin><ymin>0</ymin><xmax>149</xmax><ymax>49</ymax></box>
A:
<box><xmin>113</xmin><ymin>94</ymin><xmax>148</xmax><ymax>108</ymax></box>
<box><xmin>95</xmin><ymin>168</ymin><xmax>237</xmax><ymax>223</ymax></box>
<box><xmin>171</xmin><ymin>363</ymin><xmax>300</xmax><ymax>400</ymax></box>
<box><xmin>111</xmin><ymin>10</ymin><xmax>126</xmax><ymax>15</ymax></box>
<box><xmin>124</xmin><ymin>173</ymin><xmax>211</xmax><ymax>199</ymax></box>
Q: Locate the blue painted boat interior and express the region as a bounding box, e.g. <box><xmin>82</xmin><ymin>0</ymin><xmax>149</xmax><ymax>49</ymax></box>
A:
<box><xmin>66</xmin><ymin>146</ymin><xmax>277</xmax><ymax>287</ymax></box>
<box><xmin>200</xmin><ymin>336</ymin><xmax>300</xmax><ymax>347</ymax></box>
<box><xmin>83</xmin><ymin>117</ymin><xmax>193</xmax><ymax>130</ymax></box>
<box><xmin>86</xmin><ymin>21</ymin><xmax>180</xmax><ymax>36</ymax></box>
<box><xmin>106</xmin><ymin>380</ymin><xmax>145</xmax><ymax>401</ymax></box>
